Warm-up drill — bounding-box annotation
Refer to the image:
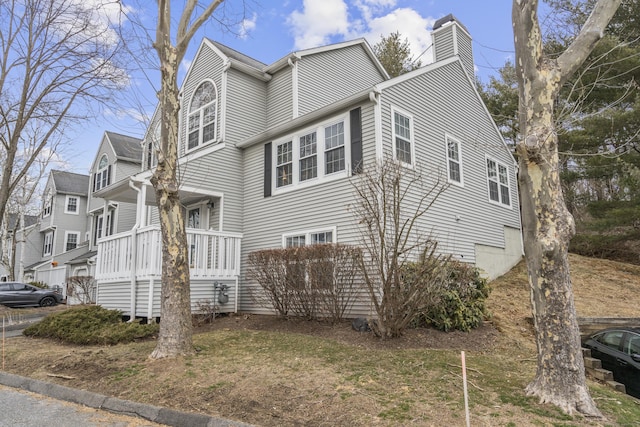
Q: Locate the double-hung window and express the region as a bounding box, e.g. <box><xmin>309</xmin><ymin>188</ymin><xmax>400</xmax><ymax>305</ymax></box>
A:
<box><xmin>43</xmin><ymin>190</ymin><xmax>52</xmax><ymax>217</ymax></box>
<box><xmin>273</xmin><ymin>115</ymin><xmax>349</xmax><ymax>192</ymax></box>
<box><xmin>43</xmin><ymin>231</ymin><xmax>54</xmax><ymax>256</ymax></box>
<box><xmin>392</xmin><ymin>108</ymin><xmax>413</xmax><ymax>165</ymax></box>
<box><xmin>276</xmin><ymin>141</ymin><xmax>293</xmax><ymax>188</ymax></box>
<box><xmin>65</xmin><ymin>232</ymin><xmax>79</xmax><ymax>252</ymax></box>
<box><xmin>325</xmin><ymin>122</ymin><xmax>345</xmax><ymax>174</ymax></box>
<box><xmin>299</xmin><ymin>132</ymin><xmax>317</xmax><ymax>182</ymax></box>
<box><xmin>283</xmin><ymin>228</ymin><xmax>335</xmax><ymax>248</ymax></box>
<box><xmin>65</xmin><ymin>196</ymin><xmax>78</xmax><ymax>214</ymax></box>
<box><xmin>94</xmin><ymin>155</ymin><xmax>111</xmax><ymax>191</ymax></box>
<box><xmin>187</xmin><ymin>81</ymin><xmax>217</xmax><ymax>151</ymax></box>
<box><xmin>486</xmin><ymin>157</ymin><xmax>511</xmax><ymax>207</ymax></box>
<box><xmin>446</xmin><ymin>135</ymin><xmax>463</xmax><ymax>185</ymax></box>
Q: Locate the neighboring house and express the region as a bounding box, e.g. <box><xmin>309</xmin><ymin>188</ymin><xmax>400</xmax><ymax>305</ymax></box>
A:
<box><xmin>94</xmin><ymin>15</ymin><xmax>523</xmax><ymax>320</ymax></box>
<box><xmin>1</xmin><ymin>213</ymin><xmax>39</xmax><ymax>281</ymax></box>
<box><xmin>16</xmin><ymin>170</ymin><xmax>90</xmax><ymax>296</ymax></box>
<box><xmin>87</xmin><ymin>131</ymin><xmax>142</xmax><ymax>253</ymax></box>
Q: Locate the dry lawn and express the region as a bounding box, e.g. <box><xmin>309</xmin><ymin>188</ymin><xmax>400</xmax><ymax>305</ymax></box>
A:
<box><xmin>1</xmin><ymin>253</ymin><xmax>640</xmax><ymax>427</ymax></box>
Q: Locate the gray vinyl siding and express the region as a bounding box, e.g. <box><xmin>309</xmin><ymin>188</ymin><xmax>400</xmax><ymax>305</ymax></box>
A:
<box><xmin>116</xmin><ymin>161</ymin><xmax>141</xmax><ymax>182</ymax></box>
<box><xmin>14</xmin><ymin>228</ymin><xmax>43</xmax><ymax>277</ymax></box>
<box><xmin>52</xmin><ymin>194</ymin><xmax>88</xmax><ymax>255</ymax></box>
<box><xmin>225</xmin><ymin>68</ymin><xmax>267</xmax><ymax>144</ymax></box>
<box><xmin>180</xmin><ymin>43</ymin><xmax>224</xmax><ymax>157</ymax></box>
<box><xmin>266</xmin><ymin>67</ymin><xmax>292</xmax><ymax>128</ymax></box>
<box><xmin>457</xmin><ymin>29</ymin><xmax>474</xmax><ymax>77</ymax></box>
<box><xmin>97</xmin><ymin>279</ymin><xmax>237</xmax><ymax>318</ymax></box>
<box><xmin>238</xmin><ymin>102</ymin><xmax>377</xmax><ymax>315</ymax></box>
<box><xmin>114</xmin><ymin>202</ymin><xmax>137</xmax><ymax>233</ymax></box>
<box><xmin>88</xmin><ymin>142</ymin><xmax>115</xmax><ymax>213</ymax></box>
<box><xmin>297</xmin><ymin>45</ymin><xmax>385</xmax><ymax>117</ymax></box>
<box><xmin>39</xmin><ymin>180</ymin><xmax>55</xmax><ymax>231</ymax></box>
<box><xmin>378</xmin><ymin>60</ymin><xmax>520</xmax><ymax>263</ymax></box>
<box><xmin>178</xmin><ymin>147</ymin><xmax>244</xmax><ymax>234</ymax></box>
<box><xmin>433</xmin><ymin>26</ymin><xmax>455</xmax><ymax>63</ymax></box>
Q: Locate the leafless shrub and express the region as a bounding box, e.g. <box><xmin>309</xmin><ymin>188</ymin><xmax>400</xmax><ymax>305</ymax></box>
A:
<box><xmin>248</xmin><ymin>244</ymin><xmax>362</xmax><ymax>321</ymax></box>
<box><xmin>193</xmin><ymin>299</ymin><xmax>219</xmax><ymax>326</ymax></box>
<box><xmin>350</xmin><ymin>159</ymin><xmax>451</xmax><ymax>338</ymax></box>
<box><xmin>66</xmin><ymin>276</ymin><xmax>96</xmax><ymax>304</ymax></box>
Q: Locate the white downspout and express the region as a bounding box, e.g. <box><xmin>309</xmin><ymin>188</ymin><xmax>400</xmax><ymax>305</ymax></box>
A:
<box><xmin>128</xmin><ymin>180</ymin><xmax>142</xmax><ymax>320</ymax></box>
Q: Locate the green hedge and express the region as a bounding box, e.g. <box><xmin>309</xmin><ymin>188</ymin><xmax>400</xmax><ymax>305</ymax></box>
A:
<box><xmin>23</xmin><ymin>305</ymin><xmax>158</xmax><ymax>345</ymax></box>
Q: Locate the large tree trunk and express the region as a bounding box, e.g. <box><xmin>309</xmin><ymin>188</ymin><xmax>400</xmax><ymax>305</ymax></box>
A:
<box><xmin>517</xmin><ymin>75</ymin><xmax>598</xmax><ymax>415</ymax></box>
<box><xmin>150</xmin><ymin>35</ymin><xmax>193</xmax><ymax>359</ymax></box>
<box><xmin>512</xmin><ymin>0</ymin><xmax>621</xmax><ymax>416</ymax></box>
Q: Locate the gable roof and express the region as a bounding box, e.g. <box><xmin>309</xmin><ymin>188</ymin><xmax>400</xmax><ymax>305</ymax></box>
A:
<box><xmin>51</xmin><ymin>170</ymin><xmax>90</xmax><ymax>196</ymax></box>
<box><xmin>209</xmin><ymin>40</ymin><xmax>267</xmax><ymax>70</ymax></box>
<box><xmin>105</xmin><ymin>131</ymin><xmax>142</xmax><ymax>163</ymax></box>
<box><xmin>6</xmin><ymin>213</ymin><xmax>38</xmax><ymax>231</ymax></box>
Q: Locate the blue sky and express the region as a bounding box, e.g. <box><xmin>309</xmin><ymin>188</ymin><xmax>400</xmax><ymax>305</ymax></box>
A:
<box><xmin>65</xmin><ymin>0</ymin><xmax>517</xmax><ymax>174</ymax></box>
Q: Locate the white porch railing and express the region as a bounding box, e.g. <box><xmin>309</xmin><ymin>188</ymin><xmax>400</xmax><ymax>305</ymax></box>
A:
<box><xmin>95</xmin><ymin>226</ymin><xmax>242</xmax><ymax>282</ymax></box>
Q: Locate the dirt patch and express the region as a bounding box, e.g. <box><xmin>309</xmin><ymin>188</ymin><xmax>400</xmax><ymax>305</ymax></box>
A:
<box><xmin>2</xmin><ymin>253</ymin><xmax>640</xmax><ymax>426</ymax></box>
<box><xmin>195</xmin><ymin>313</ymin><xmax>500</xmax><ymax>352</ymax></box>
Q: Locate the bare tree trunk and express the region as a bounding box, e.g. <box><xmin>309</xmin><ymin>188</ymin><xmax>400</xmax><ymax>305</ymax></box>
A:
<box><xmin>512</xmin><ymin>0</ymin><xmax>621</xmax><ymax>416</ymax></box>
<box><xmin>149</xmin><ymin>0</ymin><xmax>226</xmax><ymax>359</ymax></box>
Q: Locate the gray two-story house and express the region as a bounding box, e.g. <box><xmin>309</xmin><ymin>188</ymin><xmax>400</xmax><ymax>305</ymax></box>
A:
<box><xmin>93</xmin><ymin>15</ymin><xmax>523</xmax><ymax>320</ymax></box>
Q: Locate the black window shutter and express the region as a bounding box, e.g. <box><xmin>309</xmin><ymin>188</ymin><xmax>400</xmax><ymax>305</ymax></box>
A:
<box><xmin>350</xmin><ymin>107</ymin><xmax>363</xmax><ymax>174</ymax></box>
<box><xmin>92</xmin><ymin>173</ymin><xmax>97</xmax><ymax>192</ymax></box>
<box><xmin>264</xmin><ymin>142</ymin><xmax>272</xmax><ymax>197</ymax></box>
<box><xmin>107</xmin><ymin>165</ymin><xmax>112</xmax><ymax>186</ymax></box>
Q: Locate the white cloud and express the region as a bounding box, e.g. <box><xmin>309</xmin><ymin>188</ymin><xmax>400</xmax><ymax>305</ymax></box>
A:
<box><xmin>363</xmin><ymin>8</ymin><xmax>435</xmax><ymax>64</ymax></box>
<box><xmin>285</xmin><ymin>1</ymin><xmax>434</xmax><ymax>64</ymax></box>
<box><xmin>180</xmin><ymin>58</ymin><xmax>192</xmax><ymax>77</ymax></box>
<box><xmin>287</xmin><ymin>0</ymin><xmax>350</xmax><ymax>49</ymax></box>
<box><xmin>239</xmin><ymin>13</ymin><xmax>258</xmax><ymax>40</ymax></box>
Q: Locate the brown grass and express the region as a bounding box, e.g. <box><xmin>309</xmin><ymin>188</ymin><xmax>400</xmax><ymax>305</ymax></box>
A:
<box><xmin>2</xmin><ymin>253</ymin><xmax>640</xmax><ymax>426</ymax></box>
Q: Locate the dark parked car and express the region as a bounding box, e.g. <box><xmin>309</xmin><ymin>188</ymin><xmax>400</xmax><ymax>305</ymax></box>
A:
<box><xmin>0</xmin><ymin>282</ymin><xmax>62</xmax><ymax>307</ymax></box>
<box><xmin>583</xmin><ymin>327</ymin><xmax>640</xmax><ymax>399</ymax></box>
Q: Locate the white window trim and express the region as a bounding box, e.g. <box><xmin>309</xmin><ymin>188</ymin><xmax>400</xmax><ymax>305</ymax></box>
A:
<box><xmin>185</xmin><ymin>79</ymin><xmax>219</xmax><ymax>154</ymax></box>
<box><xmin>95</xmin><ymin>154</ymin><xmax>110</xmax><ymax>191</ymax></box>
<box><xmin>43</xmin><ymin>231</ymin><xmax>54</xmax><ymax>256</ymax></box>
<box><xmin>272</xmin><ymin>114</ymin><xmax>350</xmax><ymax>195</ymax></box>
<box><xmin>43</xmin><ymin>190</ymin><xmax>53</xmax><ymax>218</ymax></box>
<box><xmin>282</xmin><ymin>226</ymin><xmax>338</xmax><ymax>248</ymax></box>
<box><xmin>64</xmin><ymin>195</ymin><xmax>79</xmax><ymax>215</ymax></box>
<box><xmin>185</xmin><ymin>201</ymin><xmax>210</xmax><ymax>230</ymax></box>
<box><xmin>391</xmin><ymin>105</ymin><xmax>415</xmax><ymax>167</ymax></box>
<box><xmin>445</xmin><ymin>133</ymin><xmax>464</xmax><ymax>187</ymax></box>
<box><xmin>485</xmin><ymin>155</ymin><xmax>513</xmax><ymax>209</ymax></box>
<box><xmin>64</xmin><ymin>231</ymin><xmax>80</xmax><ymax>252</ymax></box>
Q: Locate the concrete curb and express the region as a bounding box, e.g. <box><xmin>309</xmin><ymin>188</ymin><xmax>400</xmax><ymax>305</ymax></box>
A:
<box><xmin>0</xmin><ymin>372</ymin><xmax>253</xmax><ymax>427</ymax></box>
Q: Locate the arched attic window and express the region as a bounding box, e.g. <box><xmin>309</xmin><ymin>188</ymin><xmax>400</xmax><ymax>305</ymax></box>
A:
<box><xmin>187</xmin><ymin>80</ymin><xmax>218</xmax><ymax>151</ymax></box>
<box><xmin>94</xmin><ymin>154</ymin><xmax>111</xmax><ymax>191</ymax></box>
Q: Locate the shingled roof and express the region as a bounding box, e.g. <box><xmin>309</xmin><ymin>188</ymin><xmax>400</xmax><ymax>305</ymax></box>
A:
<box><xmin>209</xmin><ymin>39</ymin><xmax>267</xmax><ymax>71</ymax></box>
<box><xmin>51</xmin><ymin>170</ymin><xmax>90</xmax><ymax>196</ymax></box>
<box><xmin>105</xmin><ymin>131</ymin><xmax>142</xmax><ymax>163</ymax></box>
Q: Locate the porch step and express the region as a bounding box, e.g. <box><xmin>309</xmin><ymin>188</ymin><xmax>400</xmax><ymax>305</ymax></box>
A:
<box><xmin>607</xmin><ymin>380</ymin><xmax>626</xmax><ymax>393</ymax></box>
<box><xmin>591</xmin><ymin>368</ymin><xmax>614</xmax><ymax>382</ymax></box>
<box><xmin>583</xmin><ymin>356</ymin><xmax>602</xmax><ymax>370</ymax></box>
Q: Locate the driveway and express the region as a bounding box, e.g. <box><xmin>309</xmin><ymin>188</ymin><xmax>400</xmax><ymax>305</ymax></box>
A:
<box><xmin>0</xmin><ymin>385</ymin><xmax>160</xmax><ymax>426</ymax></box>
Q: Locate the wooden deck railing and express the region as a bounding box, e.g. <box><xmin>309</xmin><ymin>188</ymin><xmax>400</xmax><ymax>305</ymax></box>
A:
<box><xmin>96</xmin><ymin>226</ymin><xmax>242</xmax><ymax>281</ymax></box>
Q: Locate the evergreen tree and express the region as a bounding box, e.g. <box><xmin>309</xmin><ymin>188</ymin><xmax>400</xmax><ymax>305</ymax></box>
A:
<box><xmin>372</xmin><ymin>31</ymin><xmax>421</xmax><ymax>77</ymax></box>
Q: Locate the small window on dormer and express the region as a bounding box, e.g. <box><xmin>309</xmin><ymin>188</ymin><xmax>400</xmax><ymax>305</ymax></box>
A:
<box><xmin>65</xmin><ymin>196</ymin><xmax>79</xmax><ymax>214</ymax></box>
<box><xmin>94</xmin><ymin>154</ymin><xmax>111</xmax><ymax>191</ymax></box>
<box><xmin>187</xmin><ymin>81</ymin><xmax>217</xmax><ymax>151</ymax></box>
<box><xmin>43</xmin><ymin>189</ymin><xmax>52</xmax><ymax>218</ymax></box>
<box><xmin>147</xmin><ymin>124</ymin><xmax>160</xmax><ymax>170</ymax></box>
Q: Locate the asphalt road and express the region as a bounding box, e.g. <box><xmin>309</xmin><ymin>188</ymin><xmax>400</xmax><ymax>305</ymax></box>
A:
<box><xmin>0</xmin><ymin>385</ymin><xmax>160</xmax><ymax>426</ymax></box>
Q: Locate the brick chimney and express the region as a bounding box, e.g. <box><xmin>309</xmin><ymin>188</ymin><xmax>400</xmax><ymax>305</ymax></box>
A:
<box><xmin>432</xmin><ymin>14</ymin><xmax>474</xmax><ymax>76</ymax></box>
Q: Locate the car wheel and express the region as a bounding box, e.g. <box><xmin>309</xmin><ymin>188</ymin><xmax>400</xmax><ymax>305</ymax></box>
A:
<box><xmin>39</xmin><ymin>296</ymin><xmax>56</xmax><ymax>307</ymax></box>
